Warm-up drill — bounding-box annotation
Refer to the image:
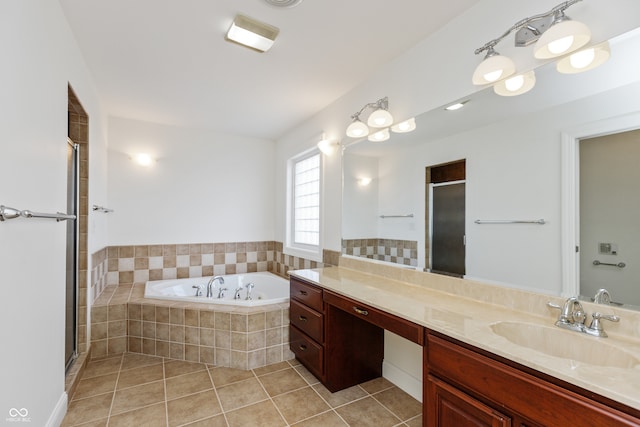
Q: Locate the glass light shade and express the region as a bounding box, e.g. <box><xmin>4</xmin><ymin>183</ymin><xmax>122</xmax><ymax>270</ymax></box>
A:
<box><xmin>534</xmin><ymin>20</ymin><xmax>591</xmax><ymax>59</ymax></box>
<box><xmin>134</xmin><ymin>153</ymin><xmax>153</xmax><ymax>166</ymax></box>
<box><xmin>493</xmin><ymin>71</ymin><xmax>536</xmax><ymax>97</ymax></box>
<box><xmin>556</xmin><ymin>42</ymin><xmax>610</xmax><ymax>74</ymax></box>
<box><xmin>472</xmin><ymin>54</ymin><xmax>516</xmax><ymax>85</ymax></box>
<box><xmin>346</xmin><ymin>120</ymin><xmax>369</xmax><ymax>138</ymax></box>
<box><xmin>317</xmin><ymin>139</ymin><xmax>338</xmax><ymax>155</ymax></box>
<box><xmin>358</xmin><ymin>177</ymin><xmax>372</xmax><ymax>186</ymax></box>
<box><xmin>226</xmin><ymin>15</ymin><xmax>279</xmax><ymax>52</ymax></box>
<box><xmin>391</xmin><ymin>117</ymin><xmax>416</xmax><ymax>133</ymax></box>
<box><xmin>367</xmin><ymin>128</ymin><xmax>390</xmax><ymax>142</ymax></box>
<box><xmin>367</xmin><ymin>109</ymin><xmax>393</xmax><ymax>127</ymax></box>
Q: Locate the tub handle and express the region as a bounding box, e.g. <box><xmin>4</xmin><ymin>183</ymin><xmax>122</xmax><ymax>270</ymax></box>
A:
<box><xmin>298</xmin><ymin>315</ymin><xmax>308</xmax><ymax>323</ymax></box>
<box><xmin>299</xmin><ymin>344</ymin><xmax>307</xmax><ymax>351</ymax></box>
<box><xmin>353</xmin><ymin>307</ymin><xmax>369</xmax><ymax>316</ymax></box>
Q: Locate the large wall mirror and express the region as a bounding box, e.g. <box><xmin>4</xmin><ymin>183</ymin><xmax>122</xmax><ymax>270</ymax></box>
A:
<box><xmin>342</xmin><ymin>28</ymin><xmax>640</xmax><ymax>309</ymax></box>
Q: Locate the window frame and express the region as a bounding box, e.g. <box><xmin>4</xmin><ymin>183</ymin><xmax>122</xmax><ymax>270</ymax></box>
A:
<box><xmin>285</xmin><ymin>147</ymin><xmax>323</xmax><ymax>262</ymax></box>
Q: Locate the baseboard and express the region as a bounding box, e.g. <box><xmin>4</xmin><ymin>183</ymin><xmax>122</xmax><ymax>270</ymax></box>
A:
<box><xmin>46</xmin><ymin>392</ymin><xmax>67</xmax><ymax>427</ymax></box>
<box><xmin>382</xmin><ymin>360</ymin><xmax>422</xmax><ymax>402</ymax></box>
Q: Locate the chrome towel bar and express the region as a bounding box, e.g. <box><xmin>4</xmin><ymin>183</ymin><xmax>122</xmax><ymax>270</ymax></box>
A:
<box><xmin>474</xmin><ymin>219</ymin><xmax>546</xmax><ymax>225</ymax></box>
<box><xmin>0</xmin><ymin>205</ymin><xmax>76</xmax><ymax>222</ymax></box>
<box><xmin>379</xmin><ymin>214</ymin><xmax>414</xmax><ymax>219</ymax></box>
<box><xmin>593</xmin><ymin>260</ymin><xmax>626</xmax><ymax>268</ymax></box>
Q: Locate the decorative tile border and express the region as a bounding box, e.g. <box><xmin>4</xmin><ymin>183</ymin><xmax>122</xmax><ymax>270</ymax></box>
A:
<box><xmin>342</xmin><ymin>238</ymin><xmax>418</xmax><ymax>267</ymax></box>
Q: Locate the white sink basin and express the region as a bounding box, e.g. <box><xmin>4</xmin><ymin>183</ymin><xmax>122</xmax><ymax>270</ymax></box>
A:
<box><xmin>490</xmin><ymin>321</ymin><xmax>640</xmax><ymax>369</ymax></box>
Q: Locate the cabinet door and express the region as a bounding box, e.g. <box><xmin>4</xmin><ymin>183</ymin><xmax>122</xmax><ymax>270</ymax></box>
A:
<box><xmin>427</xmin><ymin>375</ymin><xmax>510</xmax><ymax>427</ymax></box>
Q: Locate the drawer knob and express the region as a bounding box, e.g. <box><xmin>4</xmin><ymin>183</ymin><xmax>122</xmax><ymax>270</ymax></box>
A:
<box><xmin>353</xmin><ymin>306</ymin><xmax>369</xmax><ymax>316</ymax></box>
<box><xmin>299</xmin><ymin>290</ymin><xmax>308</xmax><ymax>296</ymax></box>
<box><xmin>299</xmin><ymin>344</ymin><xmax>307</xmax><ymax>351</ymax></box>
<box><xmin>298</xmin><ymin>315</ymin><xmax>308</xmax><ymax>322</ymax></box>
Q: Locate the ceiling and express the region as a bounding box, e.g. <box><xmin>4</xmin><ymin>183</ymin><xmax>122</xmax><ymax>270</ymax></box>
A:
<box><xmin>59</xmin><ymin>0</ymin><xmax>480</xmax><ymax>140</ymax></box>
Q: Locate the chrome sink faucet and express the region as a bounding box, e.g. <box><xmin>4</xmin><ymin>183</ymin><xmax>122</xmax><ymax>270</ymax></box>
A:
<box><xmin>548</xmin><ymin>296</ymin><xmax>620</xmax><ymax>337</ymax></box>
<box><xmin>206</xmin><ymin>276</ymin><xmax>225</xmax><ymax>298</ymax></box>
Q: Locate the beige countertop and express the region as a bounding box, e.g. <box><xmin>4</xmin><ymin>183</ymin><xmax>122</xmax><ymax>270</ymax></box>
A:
<box><xmin>290</xmin><ymin>264</ymin><xmax>640</xmax><ymax>411</ymax></box>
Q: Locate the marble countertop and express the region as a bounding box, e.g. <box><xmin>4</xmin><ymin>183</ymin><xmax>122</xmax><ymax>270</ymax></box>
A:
<box><xmin>290</xmin><ymin>265</ymin><xmax>640</xmax><ymax>411</ymax></box>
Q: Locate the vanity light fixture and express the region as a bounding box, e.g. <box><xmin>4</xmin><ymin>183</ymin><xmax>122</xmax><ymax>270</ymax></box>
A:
<box><xmin>133</xmin><ymin>153</ymin><xmax>154</xmax><ymax>167</ymax></box>
<box><xmin>368</xmin><ymin>128</ymin><xmax>390</xmax><ymax>142</ymax></box>
<box><xmin>391</xmin><ymin>117</ymin><xmax>416</xmax><ymax>133</ymax></box>
<box><xmin>445</xmin><ymin>101</ymin><xmax>468</xmax><ymax>111</ymax></box>
<box><xmin>358</xmin><ymin>177</ymin><xmax>372</xmax><ymax>186</ymax></box>
<box><xmin>346</xmin><ymin>97</ymin><xmax>394</xmax><ymax>138</ymax></box>
<box><xmin>556</xmin><ymin>41</ymin><xmax>610</xmax><ymax>74</ymax></box>
<box><xmin>472</xmin><ymin>0</ymin><xmax>606</xmax><ymax>97</ymax></box>
<box><xmin>226</xmin><ymin>14</ymin><xmax>279</xmax><ymax>52</ymax></box>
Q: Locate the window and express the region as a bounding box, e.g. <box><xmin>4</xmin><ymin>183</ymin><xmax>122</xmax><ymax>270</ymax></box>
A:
<box><xmin>286</xmin><ymin>149</ymin><xmax>322</xmax><ymax>260</ymax></box>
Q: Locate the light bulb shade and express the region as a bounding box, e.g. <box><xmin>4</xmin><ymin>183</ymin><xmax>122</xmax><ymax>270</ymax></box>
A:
<box><xmin>367</xmin><ymin>109</ymin><xmax>393</xmax><ymax>128</ymax></box>
<box><xmin>367</xmin><ymin>128</ymin><xmax>390</xmax><ymax>142</ymax></box>
<box><xmin>391</xmin><ymin>117</ymin><xmax>416</xmax><ymax>133</ymax></box>
<box><xmin>533</xmin><ymin>19</ymin><xmax>591</xmax><ymax>59</ymax></box>
<box><xmin>493</xmin><ymin>70</ymin><xmax>536</xmax><ymax>97</ymax></box>
<box><xmin>556</xmin><ymin>42</ymin><xmax>610</xmax><ymax>74</ymax></box>
<box><xmin>317</xmin><ymin>139</ymin><xmax>338</xmax><ymax>155</ymax></box>
<box><xmin>472</xmin><ymin>53</ymin><xmax>516</xmax><ymax>85</ymax></box>
<box><xmin>346</xmin><ymin>120</ymin><xmax>369</xmax><ymax>138</ymax></box>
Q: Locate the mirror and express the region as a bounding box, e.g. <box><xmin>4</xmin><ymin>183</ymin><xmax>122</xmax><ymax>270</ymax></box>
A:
<box><xmin>342</xmin><ymin>28</ymin><xmax>640</xmax><ymax>307</ymax></box>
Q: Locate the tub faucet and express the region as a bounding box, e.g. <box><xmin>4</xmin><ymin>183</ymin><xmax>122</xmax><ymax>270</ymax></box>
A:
<box><xmin>245</xmin><ymin>282</ymin><xmax>255</xmax><ymax>300</ymax></box>
<box><xmin>234</xmin><ymin>286</ymin><xmax>243</xmax><ymax>300</ymax></box>
<box><xmin>207</xmin><ymin>276</ymin><xmax>225</xmax><ymax>298</ymax></box>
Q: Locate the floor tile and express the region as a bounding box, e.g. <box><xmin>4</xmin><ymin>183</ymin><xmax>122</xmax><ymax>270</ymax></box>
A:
<box><xmin>216</xmin><ymin>377</ymin><xmax>269</xmax><ymax>412</ymax></box>
<box><xmin>181</xmin><ymin>414</ymin><xmax>227</xmax><ymax>426</ymax></box>
<box><xmin>359</xmin><ymin>377</ymin><xmax>395</xmax><ymax>394</ymax></box>
<box><xmin>82</xmin><ymin>356</ymin><xmax>122</xmax><ymax>379</ymax></box>
<box><xmin>120</xmin><ymin>353</ymin><xmax>164</xmax><ymax>371</ymax></box>
<box><xmin>312</xmin><ymin>383</ymin><xmax>368</xmax><ymax>408</ymax></box>
<box><xmin>165</xmin><ymin>370</ymin><xmax>214</xmax><ymax>400</ymax></box>
<box><xmin>107</xmin><ymin>402</ymin><xmax>167</xmax><ymax>427</ymax></box>
<box><xmin>208</xmin><ymin>366</ymin><xmax>254</xmax><ymax>387</ymax></box>
<box><xmin>164</xmin><ymin>359</ymin><xmax>206</xmax><ymax>378</ymax></box>
<box><xmin>405</xmin><ymin>414</ymin><xmax>423</xmax><ymax>427</ymax></box>
<box><xmin>111</xmin><ymin>381</ymin><xmax>165</xmax><ymax>415</ymax></box>
<box><xmin>293</xmin><ymin>363</ymin><xmax>320</xmax><ymax>385</ymax></box>
<box><xmin>258</xmin><ymin>367</ymin><xmax>307</xmax><ymax>397</ymax></box>
<box><xmin>64</xmin><ymin>418</ymin><xmax>108</xmax><ymax>427</ymax></box>
<box><xmin>373</xmin><ymin>386</ymin><xmax>422</xmax><ymax>421</ymax></box>
<box><xmin>62</xmin><ymin>393</ymin><xmax>113</xmax><ymax>426</ymax></box>
<box><xmin>167</xmin><ymin>389</ymin><xmax>222</xmax><ymax>427</ymax></box>
<box><xmin>72</xmin><ymin>373</ymin><xmax>118</xmax><ymax>400</ymax></box>
<box><xmin>252</xmin><ymin>361</ymin><xmax>290</xmax><ymax>376</ymax></box>
<box><xmin>336</xmin><ymin>396</ymin><xmax>401</xmax><ymax>427</ymax></box>
<box><xmin>116</xmin><ymin>363</ymin><xmax>164</xmax><ymax>389</ymax></box>
<box><xmin>272</xmin><ymin>386</ymin><xmax>331</xmax><ymax>424</ymax></box>
<box><xmin>225</xmin><ymin>400</ymin><xmax>286</xmax><ymax>427</ymax></box>
<box><xmin>291</xmin><ymin>410</ymin><xmax>349</xmax><ymax>426</ymax></box>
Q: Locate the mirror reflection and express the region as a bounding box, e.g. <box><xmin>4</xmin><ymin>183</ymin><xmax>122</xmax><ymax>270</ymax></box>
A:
<box><xmin>342</xmin><ymin>28</ymin><xmax>640</xmax><ymax>307</ymax></box>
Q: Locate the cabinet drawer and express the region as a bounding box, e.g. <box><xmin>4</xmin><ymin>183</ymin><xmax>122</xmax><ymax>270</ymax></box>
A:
<box><xmin>290</xmin><ymin>277</ymin><xmax>323</xmax><ymax>312</ymax></box>
<box><xmin>324</xmin><ymin>290</ymin><xmax>424</xmax><ymax>345</ymax></box>
<box><xmin>290</xmin><ymin>325</ymin><xmax>323</xmax><ymax>379</ymax></box>
<box><xmin>290</xmin><ymin>299</ymin><xmax>323</xmax><ymax>343</ymax></box>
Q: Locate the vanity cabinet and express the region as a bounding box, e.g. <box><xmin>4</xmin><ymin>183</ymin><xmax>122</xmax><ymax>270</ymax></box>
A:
<box><xmin>425</xmin><ymin>331</ymin><xmax>640</xmax><ymax>427</ymax></box>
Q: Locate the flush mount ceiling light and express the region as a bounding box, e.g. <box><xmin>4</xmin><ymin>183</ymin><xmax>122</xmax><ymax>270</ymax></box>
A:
<box><xmin>263</xmin><ymin>0</ymin><xmax>304</xmax><ymax>8</ymax></box>
<box><xmin>226</xmin><ymin>14</ymin><xmax>279</xmax><ymax>52</ymax></box>
<box><xmin>472</xmin><ymin>0</ymin><xmax>604</xmax><ymax>96</ymax></box>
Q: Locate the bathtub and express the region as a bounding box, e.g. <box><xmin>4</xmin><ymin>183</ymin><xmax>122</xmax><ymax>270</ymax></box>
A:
<box><xmin>144</xmin><ymin>272</ymin><xmax>289</xmax><ymax>306</ymax></box>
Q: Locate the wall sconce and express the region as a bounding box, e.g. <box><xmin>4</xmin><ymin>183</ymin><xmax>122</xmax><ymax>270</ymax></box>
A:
<box><xmin>317</xmin><ymin>135</ymin><xmax>339</xmax><ymax>155</ymax></box>
<box><xmin>346</xmin><ymin>97</ymin><xmax>416</xmax><ymax>139</ymax></box>
<box><xmin>132</xmin><ymin>153</ymin><xmax>154</xmax><ymax>167</ymax></box>
<box><xmin>358</xmin><ymin>177</ymin><xmax>372</xmax><ymax>186</ymax></box>
<box><xmin>472</xmin><ymin>0</ymin><xmax>608</xmax><ymax>96</ymax></box>
<box><xmin>225</xmin><ymin>14</ymin><xmax>279</xmax><ymax>52</ymax></box>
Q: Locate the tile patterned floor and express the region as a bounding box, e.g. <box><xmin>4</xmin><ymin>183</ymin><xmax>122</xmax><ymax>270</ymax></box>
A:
<box><xmin>62</xmin><ymin>353</ymin><xmax>422</xmax><ymax>426</ymax></box>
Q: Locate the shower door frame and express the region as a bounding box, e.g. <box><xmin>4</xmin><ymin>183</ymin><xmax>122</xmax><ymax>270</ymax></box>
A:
<box><xmin>65</xmin><ymin>138</ymin><xmax>79</xmax><ymax>372</ymax></box>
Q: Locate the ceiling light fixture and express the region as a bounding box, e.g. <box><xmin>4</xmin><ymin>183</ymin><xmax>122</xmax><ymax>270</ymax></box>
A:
<box><xmin>263</xmin><ymin>0</ymin><xmax>304</xmax><ymax>8</ymax></box>
<box><xmin>445</xmin><ymin>101</ymin><xmax>469</xmax><ymax>111</ymax></box>
<box><xmin>472</xmin><ymin>0</ymin><xmax>606</xmax><ymax>96</ymax></box>
<box><xmin>226</xmin><ymin>14</ymin><xmax>279</xmax><ymax>52</ymax></box>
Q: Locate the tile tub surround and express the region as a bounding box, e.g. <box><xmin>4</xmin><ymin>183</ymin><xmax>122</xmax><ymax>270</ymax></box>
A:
<box><xmin>342</xmin><ymin>239</ymin><xmax>418</xmax><ymax>267</ymax></box>
<box><xmin>90</xmin><ymin>283</ymin><xmax>293</xmax><ymax>369</ymax></box>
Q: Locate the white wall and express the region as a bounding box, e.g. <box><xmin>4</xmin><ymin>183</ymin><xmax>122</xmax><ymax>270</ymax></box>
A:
<box><xmin>107</xmin><ymin>117</ymin><xmax>276</xmax><ymax>245</ymax></box>
<box><xmin>0</xmin><ymin>1</ymin><xmax>108</xmax><ymax>425</ymax></box>
<box><xmin>342</xmin><ymin>153</ymin><xmax>378</xmax><ymax>239</ymax></box>
<box><xmin>275</xmin><ymin>0</ymin><xmax>640</xmax><ymax>404</ymax></box>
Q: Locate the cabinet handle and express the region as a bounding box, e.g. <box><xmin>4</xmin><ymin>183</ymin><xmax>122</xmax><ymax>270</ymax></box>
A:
<box><xmin>298</xmin><ymin>315</ymin><xmax>308</xmax><ymax>322</ymax></box>
<box><xmin>299</xmin><ymin>290</ymin><xmax>308</xmax><ymax>296</ymax></box>
<box><xmin>353</xmin><ymin>306</ymin><xmax>369</xmax><ymax>316</ymax></box>
<box><xmin>299</xmin><ymin>344</ymin><xmax>307</xmax><ymax>351</ymax></box>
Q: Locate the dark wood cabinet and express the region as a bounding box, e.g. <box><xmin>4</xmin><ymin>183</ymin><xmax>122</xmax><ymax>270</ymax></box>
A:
<box><xmin>425</xmin><ymin>331</ymin><xmax>640</xmax><ymax>427</ymax></box>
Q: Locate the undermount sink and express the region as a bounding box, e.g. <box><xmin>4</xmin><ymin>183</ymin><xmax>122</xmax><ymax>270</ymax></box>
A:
<box><xmin>490</xmin><ymin>321</ymin><xmax>640</xmax><ymax>369</ymax></box>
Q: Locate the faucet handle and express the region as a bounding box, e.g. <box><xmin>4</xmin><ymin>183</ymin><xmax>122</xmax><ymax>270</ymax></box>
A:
<box><xmin>585</xmin><ymin>312</ymin><xmax>620</xmax><ymax>337</ymax></box>
<box><xmin>192</xmin><ymin>285</ymin><xmax>203</xmax><ymax>297</ymax></box>
<box><xmin>217</xmin><ymin>287</ymin><xmax>228</xmax><ymax>299</ymax></box>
